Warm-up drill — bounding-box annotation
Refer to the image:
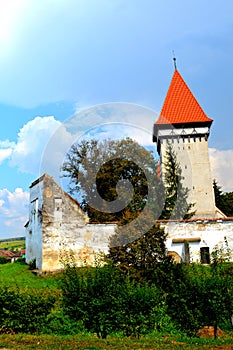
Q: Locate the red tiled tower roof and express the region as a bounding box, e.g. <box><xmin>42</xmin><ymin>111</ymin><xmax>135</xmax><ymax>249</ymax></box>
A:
<box><xmin>155</xmin><ymin>69</ymin><xmax>213</xmax><ymax>125</ymax></box>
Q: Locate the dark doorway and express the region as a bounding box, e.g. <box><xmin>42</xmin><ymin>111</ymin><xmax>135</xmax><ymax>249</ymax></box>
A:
<box><xmin>200</xmin><ymin>247</ymin><xmax>210</xmax><ymax>264</ymax></box>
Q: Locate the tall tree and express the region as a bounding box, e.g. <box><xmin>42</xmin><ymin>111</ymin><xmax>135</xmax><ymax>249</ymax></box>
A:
<box><xmin>160</xmin><ymin>143</ymin><xmax>195</xmax><ymax>220</ymax></box>
<box><xmin>62</xmin><ymin>138</ymin><xmax>163</xmax><ymax>223</ymax></box>
<box><xmin>107</xmin><ymin>211</ymin><xmax>171</xmax><ymax>283</ymax></box>
<box><xmin>213</xmin><ymin>179</ymin><xmax>233</xmax><ymax>217</ymax></box>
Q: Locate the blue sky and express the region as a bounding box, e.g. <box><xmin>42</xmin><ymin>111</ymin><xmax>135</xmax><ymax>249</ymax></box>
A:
<box><xmin>0</xmin><ymin>0</ymin><xmax>233</xmax><ymax>238</ymax></box>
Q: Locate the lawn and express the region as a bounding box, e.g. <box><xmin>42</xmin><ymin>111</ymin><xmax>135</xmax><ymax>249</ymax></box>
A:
<box><xmin>0</xmin><ymin>262</ymin><xmax>60</xmax><ymax>291</ymax></box>
<box><xmin>0</xmin><ymin>333</ymin><xmax>232</xmax><ymax>349</ymax></box>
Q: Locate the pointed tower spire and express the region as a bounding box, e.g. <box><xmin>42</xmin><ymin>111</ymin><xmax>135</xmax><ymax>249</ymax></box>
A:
<box><xmin>154</xmin><ymin>69</ymin><xmax>212</xmax><ymax>125</ymax></box>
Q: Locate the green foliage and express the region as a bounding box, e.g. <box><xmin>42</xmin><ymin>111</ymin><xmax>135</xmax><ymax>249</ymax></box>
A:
<box><xmin>62</xmin><ymin>137</ymin><xmax>163</xmax><ymax>222</ymax></box>
<box><xmin>160</xmin><ymin>143</ymin><xmax>195</xmax><ymax>219</ymax></box>
<box><xmin>211</xmin><ymin>236</ymin><xmax>232</xmax><ymax>263</ymax></box>
<box><xmin>0</xmin><ymin>256</ymin><xmax>9</xmax><ymax>264</ymax></box>
<box><xmin>60</xmin><ymin>261</ymin><xmax>169</xmax><ymax>338</ymax></box>
<box><xmin>213</xmin><ymin>179</ymin><xmax>233</xmax><ymax>217</ymax></box>
<box><xmin>0</xmin><ymin>287</ymin><xmax>56</xmax><ymax>334</ymax></box>
<box><xmin>107</xmin><ymin>219</ymin><xmax>171</xmax><ymax>283</ymax></box>
<box><xmin>28</xmin><ymin>258</ymin><xmax>36</xmax><ymax>270</ymax></box>
<box><xmin>165</xmin><ymin>263</ymin><xmax>233</xmax><ymax>337</ymax></box>
<box><xmin>44</xmin><ymin>310</ymin><xmax>86</xmax><ymax>335</ymax></box>
<box><xmin>14</xmin><ymin>257</ymin><xmax>26</xmax><ymax>265</ymax></box>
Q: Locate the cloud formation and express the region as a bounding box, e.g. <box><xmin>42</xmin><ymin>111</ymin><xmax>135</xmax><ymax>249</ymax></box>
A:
<box><xmin>0</xmin><ymin>116</ymin><xmax>71</xmax><ymax>177</ymax></box>
<box><xmin>10</xmin><ymin>116</ymin><xmax>62</xmax><ymax>174</ymax></box>
<box><xmin>0</xmin><ymin>187</ymin><xmax>29</xmax><ymax>238</ymax></box>
<box><xmin>209</xmin><ymin>148</ymin><xmax>233</xmax><ymax>192</ymax></box>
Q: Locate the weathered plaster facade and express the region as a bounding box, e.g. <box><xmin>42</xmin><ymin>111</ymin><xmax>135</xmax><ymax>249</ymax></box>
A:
<box><xmin>26</xmin><ymin>174</ymin><xmax>233</xmax><ymax>271</ymax></box>
<box><xmin>160</xmin><ymin>137</ymin><xmax>221</xmax><ymax>218</ymax></box>
<box><xmin>26</xmin><ymin>174</ymin><xmax>116</xmax><ymax>271</ymax></box>
<box><xmin>162</xmin><ymin>219</ymin><xmax>233</xmax><ymax>263</ymax></box>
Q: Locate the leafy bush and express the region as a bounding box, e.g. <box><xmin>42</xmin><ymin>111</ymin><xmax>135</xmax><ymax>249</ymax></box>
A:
<box><xmin>0</xmin><ymin>287</ymin><xmax>56</xmax><ymax>334</ymax></box>
<box><xmin>28</xmin><ymin>258</ymin><xmax>36</xmax><ymax>270</ymax></box>
<box><xmin>14</xmin><ymin>257</ymin><xmax>26</xmax><ymax>265</ymax></box>
<box><xmin>44</xmin><ymin>310</ymin><xmax>85</xmax><ymax>335</ymax></box>
<box><xmin>0</xmin><ymin>257</ymin><xmax>8</xmax><ymax>264</ymax></box>
<box><xmin>60</xmin><ymin>262</ymin><xmax>170</xmax><ymax>338</ymax></box>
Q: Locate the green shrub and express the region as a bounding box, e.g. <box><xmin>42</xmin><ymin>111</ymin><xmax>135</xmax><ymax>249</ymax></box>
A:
<box><xmin>0</xmin><ymin>287</ymin><xmax>56</xmax><ymax>334</ymax></box>
<box><xmin>28</xmin><ymin>258</ymin><xmax>36</xmax><ymax>270</ymax></box>
<box><xmin>44</xmin><ymin>310</ymin><xmax>85</xmax><ymax>335</ymax></box>
<box><xmin>60</xmin><ymin>262</ymin><xmax>169</xmax><ymax>338</ymax></box>
<box><xmin>0</xmin><ymin>257</ymin><xmax>9</xmax><ymax>264</ymax></box>
<box><xmin>14</xmin><ymin>257</ymin><xmax>26</xmax><ymax>265</ymax></box>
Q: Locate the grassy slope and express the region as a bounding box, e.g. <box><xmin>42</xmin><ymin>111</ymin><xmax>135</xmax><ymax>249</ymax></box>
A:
<box><xmin>0</xmin><ymin>263</ymin><xmax>60</xmax><ymax>291</ymax></box>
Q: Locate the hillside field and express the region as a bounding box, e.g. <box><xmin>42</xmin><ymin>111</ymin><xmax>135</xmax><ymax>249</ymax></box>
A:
<box><xmin>0</xmin><ymin>238</ymin><xmax>25</xmax><ymax>252</ymax></box>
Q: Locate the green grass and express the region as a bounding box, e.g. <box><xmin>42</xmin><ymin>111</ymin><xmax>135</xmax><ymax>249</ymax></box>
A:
<box><xmin>0</xmin><ymin>333</ymin><xmax>232</xmax><ymax>349</ymax></box>
<box><xmin>0</xmin><ymin>262</ymin><xmax>61</xmax><ymax>291</ymax></box>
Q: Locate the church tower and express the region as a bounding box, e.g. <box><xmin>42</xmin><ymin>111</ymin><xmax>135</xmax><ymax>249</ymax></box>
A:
<box><xmin>153</xmin><ymin>65</ymin><xmax>224</xmax><ymax>218</ymax></box>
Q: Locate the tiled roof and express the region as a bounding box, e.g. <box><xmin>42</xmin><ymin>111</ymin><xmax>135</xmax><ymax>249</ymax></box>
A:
<box><xmin>0</xmin><ymin>250</ymin><xmax>14</xmax><ymax>258</ymax></box>
<box><xmin>155</xmin><ymin>69</ymin><xmax>213</xmax><ymax>125</ymax></box>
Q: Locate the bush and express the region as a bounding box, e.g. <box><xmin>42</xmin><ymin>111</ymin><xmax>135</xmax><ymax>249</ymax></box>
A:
<box><xmin>0</xmin><ymin>257</ymin><xmax>9</xmax><ymax>264</ymax></box>
<box><xmin>14</xmin><ymin>257</ymin><xmax>26</xmax><ymax>265</ymax></box>
<box><xmin>60</xmin><ymin>262</ymin><xmax>169</xmax><ymax>338</ymax></box>
<box><xmin>0</xmin><ymin>287</ymin><xmax>56</xmax><ymax>334</ymax></box>
<box><xmin>28</xmin><ymin>258</ymin><xmax>36</xmax><ymax>270</ymax></box>
<box><xmin>44</xmin><ymin>310</ymin><xmax>85</xmax><ymax>335</ymax></box>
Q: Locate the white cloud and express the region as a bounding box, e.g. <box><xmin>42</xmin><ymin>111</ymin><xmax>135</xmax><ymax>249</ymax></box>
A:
<box><xmin>0</xmin><ymin>116</ymin><xmax>74</xmax><ymax>182</ymax></box>
<box><xmin>209</xmin><ymin>148</ymin><xmax>233</xmax><ymax>192</ymax></box>
<box><xmin>0</xmin><ymin>187</ymin><xmax>29</xmax><ymax>238</ymax></box>
<box><xmin>10</xmin><ymin>116</ymin><xmax>61</xmax><ymax>173</ymax></box>
<box><xmin>0</xmin><ymin>140</ymin><xmax>15</xmax><ymax>163</ymax></box>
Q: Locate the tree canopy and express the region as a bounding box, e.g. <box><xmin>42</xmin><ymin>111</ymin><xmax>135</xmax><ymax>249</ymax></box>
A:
<box><xmin>213</xmin><ymin>179</ymin><xmax>233</xmax><ymax>217</ymax></box>
<box><xmin>62</xmin><ymin>137</ymin><xmax>164</xmax><ymax>223</ymax></box>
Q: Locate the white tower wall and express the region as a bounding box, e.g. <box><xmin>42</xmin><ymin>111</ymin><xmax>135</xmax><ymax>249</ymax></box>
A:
<box><xmin>160</xmin><ymin>134</ymin><xmax>217</xmax><ymax>218</ymax></box>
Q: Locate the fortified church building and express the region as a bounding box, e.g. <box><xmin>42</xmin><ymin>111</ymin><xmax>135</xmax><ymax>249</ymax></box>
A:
<box><xmin>25</xmin><ymin>64</ymin><xmax>233</xmax><ymax>271</ymax></box>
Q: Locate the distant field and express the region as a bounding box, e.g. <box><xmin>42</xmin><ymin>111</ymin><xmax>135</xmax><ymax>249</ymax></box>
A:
<box><xmin>0</xmin><ymin>239</ymin><xmax>25</xmax><ymax>251</ymax></box>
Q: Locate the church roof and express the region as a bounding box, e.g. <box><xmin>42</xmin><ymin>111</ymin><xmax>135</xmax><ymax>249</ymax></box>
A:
<box><xmin>155</xmin><ymin>69</ymin><xmax>213</xmax><ymax>125</ymax></box>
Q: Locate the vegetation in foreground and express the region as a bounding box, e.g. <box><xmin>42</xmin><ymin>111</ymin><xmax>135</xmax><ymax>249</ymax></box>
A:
<box><xmin>0</xmin><ymin>332</ymin><xmax>233</xmax><ymax>350</ymax></box>
<box><xmin>0</xmin><ymin>260</ymin><xmax>232</xmax><ymax>342</ymax></box>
